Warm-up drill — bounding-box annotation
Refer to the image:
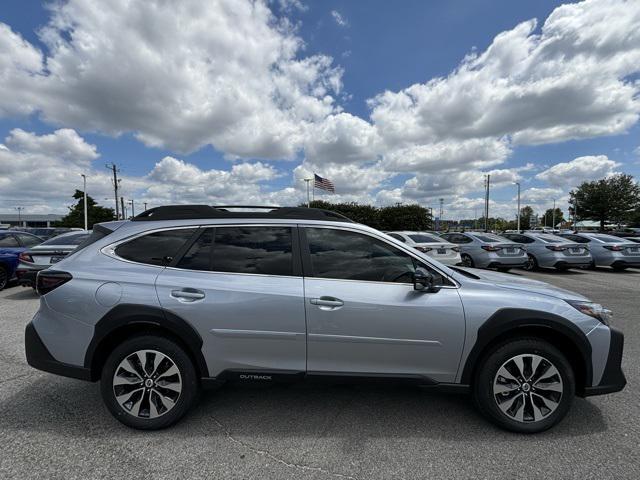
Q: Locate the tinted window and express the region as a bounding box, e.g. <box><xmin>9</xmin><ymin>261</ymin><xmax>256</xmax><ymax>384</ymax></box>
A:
<box><xmin>116</xmin><ymin>228</ymin><xmax>197</xmax><ymax>266</ymax></box>
<box><xmin>388</xmin><ymin>233</ymin><xmax>406</xmax><ymax>242</ymax></box>
<box><xmin>177</xmin><ymin>229</ymin><xmax>213</xmax><ymax>271</ymax></box>
<box><xmin>16</xmin><ymin>233</ymin><xmax>42</xmax><ymax>247</ymax></box>
<box><xmin>504</xmin><ymin>234</ymin><xmax>534</xmax><ymax>244</ymax></box>
<box><xmin>211</xmin><ymin>227</ymin><xmax>292</xmax><ymax>276</ymax></box>
<box><xmin>409</xmin><ymin>234</ymin><xmax>444</xmax><ymax>243</ymax></box>
<box><xmin>471</xmin><ymin>234</ymin><xmax>505</xmax><ymax>243</ymax></box>
<box><xmin>455</xmin><ymin>234</ymin><xmax>473</xmax><ymax>243</ymax></box>
<box><xmin>41</xmin><ymin>232</ymin><xmax>89</xmax><ymax>246</ymax></box>
<box><xmin>563</xmin><ymin>234</ymin><xmax>590</xmax><ymax>243</ymax></box>
<box><xmin>306</xmin><ymin>228</ymin><xmax>419</xmax><ymax>283</ymax></box>
<box><xmin>0</xmin><ymin>234</ymin><xmax>19</xmax><ymax>247</ymax></box>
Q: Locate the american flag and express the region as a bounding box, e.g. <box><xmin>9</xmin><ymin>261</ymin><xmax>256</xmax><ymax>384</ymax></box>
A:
<box><xmin>314</xmin><ymin>173</ymin><xmax>335</xmax><ymax>193</ymax></box>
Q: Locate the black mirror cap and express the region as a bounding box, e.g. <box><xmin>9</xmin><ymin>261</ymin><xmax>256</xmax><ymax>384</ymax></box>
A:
<box><xmin>413</xmin><ymin>268</ymin><xmax>440</xmax><ymax>292</ymax></box>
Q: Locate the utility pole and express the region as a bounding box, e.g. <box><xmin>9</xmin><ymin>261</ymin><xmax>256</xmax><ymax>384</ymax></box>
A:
<box><xmin>515</xmin><ymin>182</ymin><xmax>521</xmax><ymax>231</ymax></box>
<box><xmin>474</xmin><ymin>206</ymin><xmax>478</xmax><ymax>230</ymax></box>
<box><xmin>303</xmin><ymin>178</ymin><xmax>312</xmax><ymax>207</ymax></box>
<box><xmin>80</xmin><ymin>174</ymin><xmax>88</xmax><ymax>230</ymax></box>
<box><xmin>121</xmin><ymin>197</ymin><xmax>126</xmax><ymax>219</ymax></box>
<box><xmin>106</xmin><ymin>163</ymin><xmax>120</xmax><ymax>219</ymax></box>
<box><xmin>14</xmin><ymin>206</ymin><xmax>24</xmax><ymax>227</ymax></box>
<box><xmin>144</xmin><ymin>202</ymin><xmax>148</xmax><ymax>211</ymax></box>
<box><xmin>552</xmin><ymin>199</ymin><xmax>556</xmax><ymax>231</ymax></box>
<box><xmin>439</xmin><ymin>198</ymin><xmax>444</xmax><ymax>231</ymax></box>
<box><xmin>484</xmin><ymin>174</ymin><xmax>490</xmax><ymax>231</ymax></box>
<box><xmin>128</xmin><ymin>199</ymin><xmax>135</xmax><ymax>217</ymax></box>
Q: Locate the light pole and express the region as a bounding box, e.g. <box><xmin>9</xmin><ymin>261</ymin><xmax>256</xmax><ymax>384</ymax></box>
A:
<box><xmin>128</xmin><ymin>199</ymin><xmax>135</xmax><ymax>217</ymax></box>
<box><xmin>552</xmin><ymin>199</ymin><xmax>556</xmax><ymax>231</ymax></box>
<box><xmin>80</xmin><ymin>174</ymin><xmax>88</xmax><ymax>230</ymax></box>
<box><xmin>14</xmin><ymin>206</ymin><xmax>24</xmax><ymax>227</ymax></box>
<box><xmin>514</xmin><ymin>182</ymin><xmax>521</xmax><ymax>231</ymax></box>
<box><xmin>143</xmin><ymin>202</ymin><xmax>148</xmax><ymax>211</ymax></box>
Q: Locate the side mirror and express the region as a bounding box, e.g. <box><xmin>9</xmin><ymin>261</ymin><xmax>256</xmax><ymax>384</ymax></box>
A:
<box><xmin>413</xmin><ymin>267</ymin><xmax>440</xmax><ymax>292</ymax></box>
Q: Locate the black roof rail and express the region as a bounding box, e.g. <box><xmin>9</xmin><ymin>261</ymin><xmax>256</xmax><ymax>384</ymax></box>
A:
<box><xmin>131</xmin><ymin>205</ymin><xmax>354</xmax><ymax>223</ymax></box>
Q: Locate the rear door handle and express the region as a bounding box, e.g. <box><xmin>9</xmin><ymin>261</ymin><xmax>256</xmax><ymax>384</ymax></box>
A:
<box><xmin>171</xmin><ymin>289</ymin><xmax>205</xmax><ymax>301</ymax></box>
<box><xmin>310</xmin><ymin>296</ymin><xmax>344</xmax><ymax>308</ymax></box>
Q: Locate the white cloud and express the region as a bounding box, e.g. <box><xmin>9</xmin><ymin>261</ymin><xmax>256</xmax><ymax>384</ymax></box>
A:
<box><xmin>331</xmin><ymin>10</ymin><xmax>348</xmax><ymax>27</ymax></box>
<box><xmin>0</xmin><ymin>0</ymin><xmax>343</xmax><ymax>158</ymax></box>
<box><xmin>535</xmin><ymin>155</ymin><xmax>620</xmax><ymax>187</ymax></box>
<box><xmin>519</xmin><ymin>187</ymin><xmax>564</xmax><ymax>204</ymax></box>
<box><xmin>368</xmin><ymin>0</ymin><xmax>640</xmax><ymax>151</ymax></box>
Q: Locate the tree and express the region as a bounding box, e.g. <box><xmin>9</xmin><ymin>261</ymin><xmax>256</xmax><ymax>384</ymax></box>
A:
<box><xmin>569</xmin><ymin>174</ymin><xmax>640</xmax><ymax>230</ymax></box>
<box><xmin>304</xmin><ymin>200</ymin><xmax>433</xmax><ymax>231</ymax></box>
<box><xmin>55</xmin><ymin>190</ymin><xmax>116</xmax><ymax>228</ymax></box>
<box><xmin>540</xmin><ymin>208</ymin><xmax>564</xmax><ymax>228</ymax></box>
<box><xmin>519</xmin><ymin>206</ymin><xmax>534</xmax><ymax>230</ymax></box>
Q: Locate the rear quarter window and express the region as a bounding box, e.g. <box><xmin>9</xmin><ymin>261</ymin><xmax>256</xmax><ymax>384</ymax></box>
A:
<box><xmin>115</xmin><ymin>228</ymin><xmax>198</xmax><ymax>266</ymax></box>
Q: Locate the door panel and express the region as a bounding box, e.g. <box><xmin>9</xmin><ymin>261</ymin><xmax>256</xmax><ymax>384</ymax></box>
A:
<box><xmin>156</xmin><ymin>269</ymin><xmax>306</xmax><ymax>376</ymax></box>
<box><xmin>301</xmin><ymin>226</ymin><xmax>466</xmax><ymax>383</ymax></box>
<box><xmin>305</xmin><ymin>278</ymin><xmax>465</xmax><ymax>382</ymax></box>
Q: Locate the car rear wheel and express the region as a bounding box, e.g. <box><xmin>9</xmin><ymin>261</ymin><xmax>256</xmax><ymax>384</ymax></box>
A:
<box><xmin>0</xmin><ymin>266</ymin><xmax>7</xmax><ymax>291</ymax></box>
<box><xmin>496</xmin><ymin>267</ymin><xmax>511</xmax><ymax>273</ymax></box>
<box><xmin>523</xmin><ymin>254</ymin><xmax>538</xmax><ymax>271</ymax></box>
<box><xmin>461</xmin><ymin>254</ymin><xmax>475</xmax><ymax>268</ymax></box>
<box><xmin>473</xmin><ymin>338</ymin><xmax>574</xmax><ymax>433</ymax></box>
<box><xmin>101</xmin><ymin>335</ymin><xmax>199</xmax><ymax>430</ymax></box>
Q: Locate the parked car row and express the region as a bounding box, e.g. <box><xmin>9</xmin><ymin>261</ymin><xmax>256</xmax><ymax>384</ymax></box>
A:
<box><xmin>385</xmin><ymin>230</ymin><xmax>640</xmax><ymax>272</ymax></box>
<box><xmin>0</xmin><ymin>229</ymin><xmax>90</xmax><ymax>290</ymax></box>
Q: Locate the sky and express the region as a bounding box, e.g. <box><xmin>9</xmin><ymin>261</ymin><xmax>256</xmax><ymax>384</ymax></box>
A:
<box><xmin>0</xmin><ymin>0</ymin><xmax>639</xmax><ymax>220</ymax></box>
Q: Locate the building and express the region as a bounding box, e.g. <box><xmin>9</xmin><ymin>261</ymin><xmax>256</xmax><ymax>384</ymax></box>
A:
<box><xmin>0</xmin><ymin>213</ymin><xmax>64</xmax><ymax>228</ymax></box>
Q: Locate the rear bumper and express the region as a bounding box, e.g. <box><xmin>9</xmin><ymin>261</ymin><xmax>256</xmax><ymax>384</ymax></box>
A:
<box><xmin>611</xmin><ymin>260</ymin><xmax>640</xmax><ymax>268</ymax></box>
<box><xmin>581</xmin><ymin>327</ymin><xmax>626</xmax><ymax>397</ymax></box>
<box><xmin>486</xmin><ymin>260</ymin><xmax>527</xmax><ymax>269</ymax></box>
<box><xmin>25</xmin><ymin>321</ymin><xmax>92</xmax><ymax>381</ymax></box>
<box><xmin>553</xmin><ymin>260</ymin><xmax>592</xmax><ymax>269</ymax></box>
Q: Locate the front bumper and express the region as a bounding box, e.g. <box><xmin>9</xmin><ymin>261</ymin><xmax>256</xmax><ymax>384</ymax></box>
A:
<box><xmin>582</xmin><ymin>327</ymin><xmax>626</xmax><ymax>397</ymax></box>
<box><xmin>25</xmin><ymin>321</ymin><xmax>92</xmax><ymax>381</ymax></box>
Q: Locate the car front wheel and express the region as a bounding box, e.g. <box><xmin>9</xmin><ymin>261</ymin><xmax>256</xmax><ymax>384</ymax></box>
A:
<box><xmin>473</xmin><ymin>338</ymin><xmax>575</xmax><ymax>433</ymax></box>
<box><xmin>101</xmin><ymin>334</ymin><xmax>199</xmax><ymax>430</ymax></box>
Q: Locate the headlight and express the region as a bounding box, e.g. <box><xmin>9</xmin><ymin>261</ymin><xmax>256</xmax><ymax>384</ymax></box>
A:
<box><xmin>566</xmin><ymin>300</ymin><xmax>612</xmax><ymax>325</ymax></box>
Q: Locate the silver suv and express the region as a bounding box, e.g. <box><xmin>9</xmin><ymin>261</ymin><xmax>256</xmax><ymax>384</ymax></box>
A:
<box><xmin>25</xmin><ymin>206</ymin><xmax>626</xmax><ymax>432</ymax></box>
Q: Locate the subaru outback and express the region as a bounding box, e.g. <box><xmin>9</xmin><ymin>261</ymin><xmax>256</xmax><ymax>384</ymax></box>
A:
<box><xmin>25</xmin><ymin>205</ymin><xmax>626</xmax><ymax>432</ymax></box>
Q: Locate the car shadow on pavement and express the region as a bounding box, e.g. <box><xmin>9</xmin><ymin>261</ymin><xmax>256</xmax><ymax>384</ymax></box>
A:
<box><xmin>0</xmin><ymin>378</ymin><xmax>608</xmax><ymax>442</ymax></box>
<box><xmin>1</xmin><ymin>287</ymin><xmax>39</xmax><ymax>301</ymax></box>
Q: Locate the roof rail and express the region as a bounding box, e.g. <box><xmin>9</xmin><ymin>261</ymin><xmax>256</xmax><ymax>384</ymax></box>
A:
<box><xmin>131</xmin><ymin>205</ymin><xmax>354</xmax><ymax>223</ymax></box>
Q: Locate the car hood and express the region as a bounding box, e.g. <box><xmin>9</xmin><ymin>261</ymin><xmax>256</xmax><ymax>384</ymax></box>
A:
<box><xmin>453</xmin><ymin>267</ymin><xmax>589</xmax><ymax>301</ymax></box>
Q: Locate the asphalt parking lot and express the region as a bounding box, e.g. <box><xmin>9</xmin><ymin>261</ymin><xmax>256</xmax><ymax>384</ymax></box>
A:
<box><xmin>0</xmin><ymin>268</ymin><xmax>638</xmax><ymax>480</ymax></box>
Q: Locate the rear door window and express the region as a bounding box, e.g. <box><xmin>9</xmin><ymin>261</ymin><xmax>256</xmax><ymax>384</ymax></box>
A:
<box><xmin>0</xmin><ymin>234</ymin><xmax>19</xmax><ymax>247</ymax></box>
<box><xmin>16</xmin><ymin>233</ymin><xmax>42</xmax><ymax>247</ymax></box>
<box><xmin>211</xmin><ymin>226</ymin><xmax>293</xmax><ymax>276</ymax></box>
<box><xmin>177</xmin><ymin>229</ymin><xmax>214</xmax><ymax>271</ymax></box>
<box><xmin>115</xmin><ymin>228</ymin><xmax>198</xmax><ymax>266</ymax></box>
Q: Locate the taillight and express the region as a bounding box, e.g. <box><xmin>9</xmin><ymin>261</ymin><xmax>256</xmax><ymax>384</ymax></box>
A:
<box><xmin>19</xmin><ymin>252</ymin><xmax>33</xmax><ymax>262</ymax></box>
<box><xmin>481</xmin><ymin>245</ymin><xmax>501</xmax><ymax>252</ymax></box>
<box><xmin>451</xmin><ymin>247</ymin><xmax>460</xmax><ymax>252</ymax></box>
<box><xmin>603</xmin><ymin>245</ymin><xmax>623</xmax><ymax>251</ymax></box>
<box><xmin>36</xmin><ymin>271</ymin><xmax>73</xmax><ymax>295</ymax></box>
<box><xmin>545</xmin><ymin>245</ymin><xmax>567</xmax><ymax>251</ymax></box>
<box><xmin>415</xmin><ymin>246</ymin><xmax>433</xmax><ymax>252</ymax></box>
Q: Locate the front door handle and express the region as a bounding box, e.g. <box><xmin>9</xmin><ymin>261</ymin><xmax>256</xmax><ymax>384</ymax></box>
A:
<box><xmin>310</xmin><ymin>296</ymin><xmax>344</xmax><ymax>308</ymax></box>
<box><xmin>171</xmin><ymin>289</ymin><xmax>205</xmax><ymax>302</ymax></box>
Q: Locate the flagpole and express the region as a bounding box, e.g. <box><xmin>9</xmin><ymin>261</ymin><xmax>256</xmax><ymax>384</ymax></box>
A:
<box><xmin>303</xmin><ymin>178</ymin><xmax>312</xmax><ymax>208</ymax></box>
<box><xmin>312</xmin><ymin>173</ymin><xmax>315</xmax><ymax>202</ymax></box>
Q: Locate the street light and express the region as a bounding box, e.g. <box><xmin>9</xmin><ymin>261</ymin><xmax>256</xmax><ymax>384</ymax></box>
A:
<box><xmin>514</xmin><ymin>182</ymin><xmax>521</xmax><ymax>231</ymax></box>
<box><xmin>80</xmin><ymin>174</ymin><xmax>88</xmax><ymax>230</ymax></box>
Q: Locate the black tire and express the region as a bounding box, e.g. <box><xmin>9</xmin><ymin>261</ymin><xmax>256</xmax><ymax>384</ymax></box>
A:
<box><xmin>461</xmin><ymin>254</ymin><xmax>475</xmax><ymax>268</ymax></box>
<box><xmin>0</xmin><ymin>265</ymin><xmax>7</xmax><ymax>291</ymax></box>
<box><xmin>523</xmin><ymin>254</ymin><xmax>538</xmax><ymax>271</ymax></box>
<box><xmin>473</xmin><ymin>337</ymin><xmax>575</xmax><ymax>433</ymax></box>
<box><xmin>496</xmin><ymin>267</ymin><xmax>511</xmax><ymax>273</ymax></box>
<box><xmin>101</xmin><ymin>334</ymin><xmax>199</xmax><ymax>430</ymax></box>
<box><xmin>612</xmin><ymin>265</ymin><xmax>628</xmax><ymax>271</ymax></box>
<box><xmin>555</xmin><ymin>264</ymin><xmax>568</xmax><ymax>272</ymax></box>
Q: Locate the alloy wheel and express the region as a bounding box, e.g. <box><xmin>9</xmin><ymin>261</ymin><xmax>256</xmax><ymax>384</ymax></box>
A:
<box><xmin>113</xmin><ymin>349</ymin><xmax>182</xmax><ymax>419</ymax></box>
<box><xmin>523</xmin><ymin>255</ymin><xmax>536</xmax><ymax>271</ymax></box>
<box><xmin>0</xmin><ymin>267</ymin><xmax>7</xmax><ymax>290</ymax></box>
<box><xmin>493</xmin><ymin>353</ymin><xmax>563</xmax><ymax>423</ymax></box>
<box><xmin>461</xmin><ymin>254</ymin><xmax>474</xmax><ymax>267</ymax></box>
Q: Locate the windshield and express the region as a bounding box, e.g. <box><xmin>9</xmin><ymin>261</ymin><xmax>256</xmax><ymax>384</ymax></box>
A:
<box><xmin>41</xmin><ymin>232</ymin><xmax>90</xmax><ymax>246</ymax></box>
<box><xmin>472</xmin><ymin>233</ymin><xmax>506</xmax><ymax>243</ymax></box>
<box><xmin>408</xmin><ymin>234</ymin><xmax>444</xmax><ymax>243</ymax></box>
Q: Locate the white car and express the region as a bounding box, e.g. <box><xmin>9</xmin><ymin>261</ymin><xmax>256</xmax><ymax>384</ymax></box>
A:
<box><xmin>386</xmin><ymin>231</ymin><xmax>461</xmax><ymax>265</ymax></box>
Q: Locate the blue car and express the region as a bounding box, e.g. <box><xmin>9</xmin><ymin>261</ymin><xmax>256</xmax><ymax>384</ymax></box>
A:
<box><xmin>0</xmin><ymin>230</ymin><xmax>43</xmax><ymax>290</ymax></box>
